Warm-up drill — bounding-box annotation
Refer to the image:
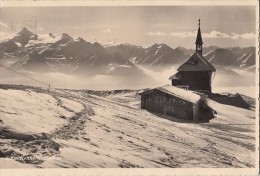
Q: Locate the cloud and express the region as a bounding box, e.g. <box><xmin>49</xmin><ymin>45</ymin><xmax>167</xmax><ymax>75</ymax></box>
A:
<box><xmin>72</xmin><ymin>26</ymin><xmax>80</xmax><ymax>30</ymax></box>
<box><xmin>102</xmin><ymin>28</ymin><xmax>111</xmax><ymax>34</ymax></box>
<box><xmin>169</xmin><ymin>30</ymin><xmax>255</xmax><ymax>40</ymax></box>
<box><xmin>0</xmin><ymin>31</ymin><xmax>13</xmax><ymax>41</ymax></box>
<box><xmin>170</xmin><ymin>31</ymin><xmax>196</xmax><ymax>38</ymax></box>
<box><xmin>0</xmin><ymin>21</ymin><xmax>8</xmax><ymax>28</ymax></box>
<box><xmin>204</xmin><ymin>31</ymin><xmax>255</xmax><ymax>40</ymax></box>
<box><xmin>36</xmin><ymin>26</ymin><xmax>44</xmax><ymax>31</ymax></box>
<box><xmin>230</xmin><ymin>32</ymin><xmax>255</xmax><ymax>40</ymax></box>
<box><xmin>203</xmin><ymin>31</ymin><xmax>230</xmax><ymax>39</ymax></box>
<box><xmin>145</xmin><ymin>32</ymin><xmax>166</xmax><ymax>36</ymax></box>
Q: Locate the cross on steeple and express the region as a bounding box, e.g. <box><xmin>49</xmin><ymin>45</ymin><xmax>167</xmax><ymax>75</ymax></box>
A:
<box><xmin>198</xmin><ymin>18</ymin><xmax>200</xmax><ymax>27</ymax></box>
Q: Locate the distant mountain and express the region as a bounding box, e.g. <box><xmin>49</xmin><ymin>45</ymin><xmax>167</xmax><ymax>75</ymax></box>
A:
<box><xmin>131</xmin><ymin>44</ymin><xmax>190</xmax><ymax>67</ymax></box>
<box><xmin>12</xmin><ymin>27</ymin><xmax>35</xmax><ymax>46</ymax></box>
<box><xmin>2</xmin><ymin>28</ymin><xmax>139</xmax><ymax>76</ymax></box>
<box><xmin>204</xmin><ymin>47</ymin><xmax>255</xmax><ymax>69</ymax></box>
<box><xmin>106</xmin><ymin>43</ymin><xmax>191</xmax><ymax>68</ymax></box>
<box><xmin>176</xmin><ymin>46</ymin><xmax>194</xmax><ymax>56</ymax></box>
<box><xmin>0</xmin><ymin>27</ymin><xmax>256</xmax><ymax>75</ymax></box>
<box><xmin>177</xmin><ymin>45</ymin><xmax>255</xmax><ymax>70</ymax></box>
<box><xmin>203</xmin><ymin>46</ymin><xmax>220</xmax><ymax>56</ymax></box>
<box><xmin>0</xmin><ymin>40</ymin><xmax>19</xmax><ymax>53</ymax></box>
<box><xmin>105</xmin><ymin>43</ymin><xmax>144</xmax><ymax>60</ymax></box>
<box><xmin>177</xmin><ymin>46</ymin><xmax>220</xmax><ymax>57</ymax></box>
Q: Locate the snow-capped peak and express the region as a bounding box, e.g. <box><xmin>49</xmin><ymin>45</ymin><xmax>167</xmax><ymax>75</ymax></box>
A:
<box><xmin>76</xmin><ymin>37</ymin><xmax>86</xmax><ymax>43</ymax></box>
<box><xmin>61</xmin><ymin>33</ymin><xmax>73</xmax><ymax>40</ymax></box>
<box><xmin>15</xmin><ymin>27</ymin><xmax>34</xmax><ymax>37</ymax></box>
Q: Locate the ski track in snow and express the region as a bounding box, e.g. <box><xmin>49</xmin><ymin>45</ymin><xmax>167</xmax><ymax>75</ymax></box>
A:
<box><xmin>0</xmin><ymin>86</ymin><xmax>255</xmax><ymax>168</ymax></box>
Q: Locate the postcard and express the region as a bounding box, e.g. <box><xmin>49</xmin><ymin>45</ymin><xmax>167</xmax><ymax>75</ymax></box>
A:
<box><xmin>0</xmin><ymin>0</ymin><xmax>259</xmax><ymax>175</ymax></box>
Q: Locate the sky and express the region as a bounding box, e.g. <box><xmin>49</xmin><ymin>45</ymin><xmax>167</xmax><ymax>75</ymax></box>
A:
<box><xmin>0</xmin><ymin>6</ymin><xmax>256</xmax><ymax>48</ymax></box>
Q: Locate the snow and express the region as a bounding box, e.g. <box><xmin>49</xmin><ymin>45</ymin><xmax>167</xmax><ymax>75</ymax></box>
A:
<box><xmin>241</xmin><ymin>53</ymin><xmax>252</xmax><ymax>64</ymax></box>
<box><xmin>104</xmin><ymin>42</ymin><xmax>142</xmax><ymax>48</ymax></box>
<box><xmin>157</xmin><ymin>44</ymin><xmax>163</xmax><ymax>49</ymax></box>
<box><xmin>0</xmin><ymin>89</ymin><xmax>70</xmax><ymax>134</ymax></box>
<box><xmin>156</xmin><ymin>85</ymin><xmax>201</xmax><ymax>104</ymax></box>
<box><xmin>129</xmin><ymin>57</ymin><xmax>137</xmax><ymax>64</ymax></box>
<box><xmin>151</xmin><ymin>57</ymin><xmax>161</xmax><ymax>65</ymax></box>
<box><xmin>237</xmin><ymin>53</ymin><xmax>247</xmax><ymax>61</ymax></box>
<box><xmin>26</xmin><ymin>34</ymin><xmax>64</xmax><ymax>47</ymax></box>
<box><xmin>155</xmin><ymin>49</ymin><xmax>160</xmax><ymax>55</ymax></box>
<box><xmin>0</xmin><ymin>86</ymin><xmax>256</xmax><ymax>168</ymax></box>
<box><xmin>41</xmin><ymin>89</ymin><xmax>255</xmax><ymax>168</ymax></box>
<box><xmin>107</xmin><ymin>64</ymin><xmax>131</xmax><ymax>72</ymax></box>
<box><xmin>213</xmin><ymin>86</ymin><xmax>256</xmax><ymax>98</ymax></box>
<box><xmin>204</xmin><ymin>50</ymin><xmax>214</xmax><ymax>57</ymax></box>
<box><xmin>14</xmin><ymin>42</ymin><xmax>22</xmax><ymax>47</ymax></box>
<box><xmin>41</xmin><ymin>139</ymin><xmax>120</xmax><ymax>168</ymax></box>
<box><xmin>0</xmin><ymin>158</ymin><xmax>35</xmax><ymax>168</ymax></box>
<box><xmin>103</xmin><ymin>43</ymin><xmax>120</xmax><ymax>47</ymax></box>
<box><xmin>103</xmin><ymin>91</ymin><xmax>140</xmax><ymax>108</ymax></box>
<box><xmin>59</xmin><ymin>97</ymin><xmax>84</xmax><ymax>113</ymax></box>
<box><xmin>208</xmin><ymin>99</ymin><xmax>254</xmax><ymax>124</ymax></box>
<box><xmin>208</xmin><ymin>54</ymin><xmax>215</xmax><ymax>62</ymax></box>
<box><xmin>108</xmin><ymin>63</ymin><xmax>131</xmax><ymax>68</ymax></box>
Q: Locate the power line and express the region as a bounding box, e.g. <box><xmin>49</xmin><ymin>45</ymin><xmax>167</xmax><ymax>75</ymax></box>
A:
<box><xmin>0</xmin><ymin>63</ymin><xmax>50</xmax><ymax>87</ymax></box>
<box><xmin>0</xmin><ymin>64</ymin><xmax>81</xmax><ymax>98</ymax></box>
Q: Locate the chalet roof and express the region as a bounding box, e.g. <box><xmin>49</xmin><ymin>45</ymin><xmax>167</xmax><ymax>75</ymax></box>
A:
<box><xmin>177</xmin><ymin>52</ymin><xmax>216</xmax><ymax>72</ymax></box>
<box><xmin>139</xmin><ymin>85</ymin><xmax>201</xmax><ymax>104</ymax></box>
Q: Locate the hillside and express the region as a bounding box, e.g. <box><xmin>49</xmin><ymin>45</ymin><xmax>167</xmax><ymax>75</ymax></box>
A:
<box><xmin>0</xmin><ymin>85</ymin><xmax>255</xmax><ymax>168</ymax></box>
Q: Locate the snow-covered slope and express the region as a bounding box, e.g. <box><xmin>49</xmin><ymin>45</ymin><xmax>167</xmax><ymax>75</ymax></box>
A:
<box><xmin>0</xmin><ymin>85</ymin><xmax>256</xmax><ymax>168</ymax></box>
<box><xmin>0</xmin><ymin>89</ymin><xmax>70</xmax><ymax>134</ymax></box>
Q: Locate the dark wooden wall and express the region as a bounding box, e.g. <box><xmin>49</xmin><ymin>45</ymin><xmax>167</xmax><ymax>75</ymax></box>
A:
<box><xmin>197</xmin><ymin>100</ymin><xmax>214</xmax><ymax>121</ymax></box>
<box><xmin>174</xmin><ymin>71</ymin><xmax>212</xmax><ymax>92</ymax></box>
<box><xmin>141</xmin><ymin>89</ymin><xmax>194</xmax><ymax>120</ymax></box>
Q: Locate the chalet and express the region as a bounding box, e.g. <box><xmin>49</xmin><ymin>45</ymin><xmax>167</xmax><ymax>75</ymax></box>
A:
<box><xmin>169</xmin><ymin>19</ymin><xmax>216</xmax><ymax>93</ymax></box>
<box><xmin>140</xmin><ymin>19</ymin><xmax>214</xmax><ymax>122</ymax></box>
<box><xmin>139</xmin><ymin>85</ymin><xmax>213</xmax><ymax>122</ymax></box>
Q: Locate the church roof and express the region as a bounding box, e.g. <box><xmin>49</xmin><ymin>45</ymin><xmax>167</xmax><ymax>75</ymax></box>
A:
<box><xmin>195</xmin><ymin>27</ymin><xmax>203</xmax><ymax>45</ymax></box>
<box><xmin>177</xmin><ymin>52</ymin><xmax>216</xmax><ymax>72</ymax></box>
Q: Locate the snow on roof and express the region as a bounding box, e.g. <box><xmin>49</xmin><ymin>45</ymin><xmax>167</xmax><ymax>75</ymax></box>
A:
<box><xmin>140</xmin><ymin>85</ymin><xmax>201</xmax><ymax>104</ymax></box>
<box><xmin>177</xmin><ymin>52</ymin><xmax>216</xmax><ymax>72</ymax></box>
<box><xmin>169</xmin><ymin>71</ymin><xmax>182</xmax><ymax>80</ymax></box>
<box><xmin>157</xmin><ymin>85</ymin><xmax>201</xmax><ymax>104</ymax></box>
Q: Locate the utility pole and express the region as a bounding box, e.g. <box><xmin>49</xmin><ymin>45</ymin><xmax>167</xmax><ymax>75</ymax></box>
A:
<box><xmin>48</xmin><ymin>84</ymin><xmax>50</xmax><ymax>94</ymax></box>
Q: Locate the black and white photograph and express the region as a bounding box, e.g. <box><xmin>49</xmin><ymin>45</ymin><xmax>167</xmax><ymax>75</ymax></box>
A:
<box><xmin>0</xmin><ymin>0</ymin><xmax>259</xmax><ymax>175</ymax></box>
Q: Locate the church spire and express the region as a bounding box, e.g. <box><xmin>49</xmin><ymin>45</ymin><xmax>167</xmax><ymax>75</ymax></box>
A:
<box><xmin>195</xmin><ymin>18</ymin><xmax>203</xmax><ymax>54</ymax></box>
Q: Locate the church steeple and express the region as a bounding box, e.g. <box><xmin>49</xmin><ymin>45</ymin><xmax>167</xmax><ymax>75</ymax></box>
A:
<box><xmin>195</xmin><ymin>18</ymin><xmax>203</xmax><ymax>54</ymax></box>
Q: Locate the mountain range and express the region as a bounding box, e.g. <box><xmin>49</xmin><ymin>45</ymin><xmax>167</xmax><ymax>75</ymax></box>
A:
<box><xmin>0</xmin><ymin>27</ymin><xmax>256</xmax><ymax>75</ymax></box>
